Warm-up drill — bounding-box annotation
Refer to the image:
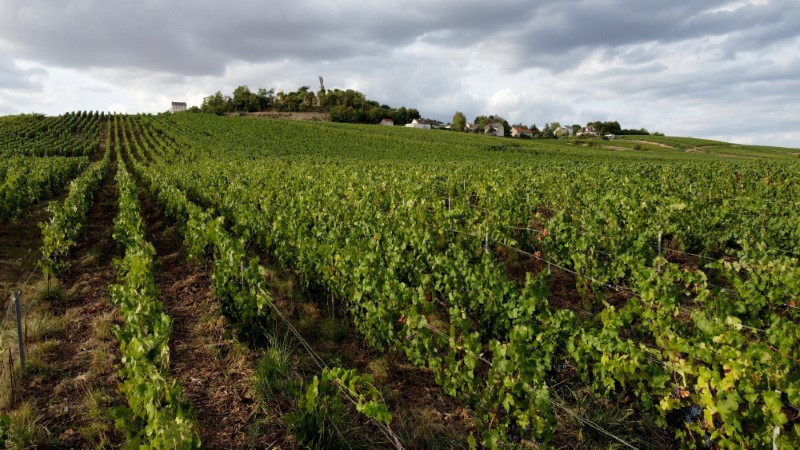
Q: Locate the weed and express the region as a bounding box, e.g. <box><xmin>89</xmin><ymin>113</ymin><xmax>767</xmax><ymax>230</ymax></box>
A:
<box><xmin>92</xmin><ymin>311</ymin><xmax>115</xmax><ymax>342</ymax></box>
<box><xmin>77</xmin><ymin>387</ymin><xmax>115</xmax><ymax>448</ymax></box>
<box><xmin>366</xmin><ymin>357</ymin><xmax>389</xmax><ymax>384</ymax></box>
<box><xmin>24</xmin><ymin>310</ymin><xmax>68</xmax><ymax>342</ymax></box>
<box><xmin>37</xmin><ymin>282</ymin><xmax>68</xmax><ymax>304</ymax></box>
<box><xmin>254</xmin><ymin>336</ymin><xmax>297</xmax><ymax>404</ymax></box>
<box><xmin>287</xmin><ymin>379</ymin><xmax>365</xmax><ymax>449</ymax></box>
<box><xmin>394</xmin><ymin>408</ymin><xmax>470</xmax><ymax>450</ymax></box>
<box><xmin>319</xmin><ymin>317</ymin><xmax>348</xmax><ymax>343</ymax></box>
<box><xmin>555</xmin><ymin>386</ymin><xmax>668</xmax><ymax>449</ymax></box>
<box><xmin>3</xmin><ymin>403</ymin><xmax>51</xmax><ymax>449</ymax></box>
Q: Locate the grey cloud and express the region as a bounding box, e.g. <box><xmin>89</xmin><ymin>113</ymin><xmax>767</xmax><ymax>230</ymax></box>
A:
<box><xmin>0</xmin><ymin>0</ymin><xmax>798</xmax><ymax>147</ymax></box>
<box><xmin>2</xmin><ymin>0</ymin><xmax>799</xmax><ymax>77</ymax></box>
<box><xmin>0</xmin><ymin>54</ymin><xmax>46</xmax><ymax>90</ymax></box>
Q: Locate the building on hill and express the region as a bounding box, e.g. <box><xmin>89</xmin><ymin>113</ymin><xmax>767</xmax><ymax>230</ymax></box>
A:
<box><xmin>465</xmin><ymin>123</ymin><xmax>477</xmax><ymax>132</ymax></box>
<box><xmin>380</xmin><ymin>118</ymin><xmax>394</xmax><ymax>126</ymax></box>
<box><xmin>511</xmin><ymin>127</ymin><xmax>533</xmax><ymax>138</ymax></box>
<box><xmin>171</xmin><ymin>102</ymin><xmax>187</xmax><ymax>113</ymax></box>
<box><xmin>577</xmin><ymin>125</ymin><xmax>598</xmax><ymax>137</ymax></box>
<box><xmin>554</xmin><ymin>126</ymin><xmax>571</xmax><ymax>137</ymax></box>
<box><xmin>485</xmin><ymin>122</ymin><xmax>504</xmax><ymax>137</ymax></box>
<box><xmin>405</xmin><ymin>118</ymin><xmax>432</xmax><ymax>129</ymax></box>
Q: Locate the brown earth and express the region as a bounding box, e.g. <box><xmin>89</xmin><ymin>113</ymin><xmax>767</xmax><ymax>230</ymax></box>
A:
<box><xmin>38</xmin><ymin>154</ymin><xmax>124</xmax><ymax>447</ymax></box>
<box><xmin>136</xmin><ymin>183</ymin><xmax>279</xmax><ymax>448</ymax></box>
<box><xmin>236</xmin><ymin>111</ymin><xmax>328</xmax><ymax>121</ymax></box>
<box><xmin>3</xmin><ymin>121</ymin><xmax>125</xmax><ymax>448</ymax></box>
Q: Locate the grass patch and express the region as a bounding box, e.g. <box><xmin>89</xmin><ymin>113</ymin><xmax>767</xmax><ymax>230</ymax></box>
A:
<box><xmin>319</xmin><ymin>317</ymin><xmax>348</xmax><ymax>343</ymax></box>
<box><xmin>24</xmin><ymin>310</ymin><xmax>68</xmax><ymax>342</ymax></box>
<box><xmin>253</xmin><ymin>336</ymin><xmax>297</xmax><ymax>404</ymax></box>
<box><xmin>91</xmin><ymin>311</ymin><xmax>116</xmax><ymax>342</ymax></box>
<box><xmin>394</xmin><ymin>408</ymin><xmax>470</xmax><ymax>450</ymax></box>
<box><xmin>366</xmin><ymin>357</ymin><xmax>389</xmax><ymax>384</ymax></box>
<box><xmin>555</xmin><ymin>386</ymin><xmax>668</xmax><ymax>449</ymax></box>
<box><xmin>3</xmin><ymin>403</ymin><xmax>51</xmax><ymax>448</ymax></box>
<box><xmin>76</xmin><ymin>387</ymin><xmax>116</xmax><ymax>448</ymax></box>
<box><xmin>36</xmin><ymin>282</ymin><xmax>68</xmax><ymax>304</ymax></box>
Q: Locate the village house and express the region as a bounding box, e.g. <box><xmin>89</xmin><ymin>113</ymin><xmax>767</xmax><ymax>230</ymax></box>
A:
<box><xmin>405</xmin><ymin>118</ymin><xmax>432</xmax><ymax>129</ymax></box>
<box><xmin>511</xmin><ymin>127</ymin><xmax>533</xmax><ymax>138</ymax></box>
<box><xmin>576</xmin><ymin>125</ymin><xmax>599</xmax><ymax>137</ymax></box>
<box><xmin>380</xmin><ymin>118</ymin><xmax>394</xmax><ymax>126</ymax></box>
<box><xmin>465</xmin><ymin>123</ymin><xmax>477</xmax><ymax>132</ymax></box>
<box><xmin>554</xmin><ymin>125</ymin><xmax>572</xmax><ymax>137</ymax></box>
<box><xmin>170</xmin><ymin>102</ymin><xmax>187</xmax><ymax>113</ymax></box>
<box><xmin>484</xmin><ymin>122</ymin><xmax>504</xmax><ymax>137</ymax></box>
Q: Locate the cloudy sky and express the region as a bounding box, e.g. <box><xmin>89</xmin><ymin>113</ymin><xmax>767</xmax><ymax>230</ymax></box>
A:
<box><xmin>1</xmin><ymin>0</ymin><xmax>798</xmax><ymax>147</ymax></box>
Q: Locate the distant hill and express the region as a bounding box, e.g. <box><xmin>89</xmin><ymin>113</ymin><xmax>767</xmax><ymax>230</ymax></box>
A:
<box><xmin>568</xmin><ymin>134</ymin><xmax>800</xmax><ymax>160</ymax></box>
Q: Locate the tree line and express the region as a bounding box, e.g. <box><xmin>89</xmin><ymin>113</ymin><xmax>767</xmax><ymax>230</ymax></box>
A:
<box><xmin>451</xmin><ymin>112</ymin><xmax>652</xmax><ymax>138</ymax></box>
<box><xmin>193</xmin><ymin>85</ymin><xmax>420</xmax><ymax>125</ymax></box>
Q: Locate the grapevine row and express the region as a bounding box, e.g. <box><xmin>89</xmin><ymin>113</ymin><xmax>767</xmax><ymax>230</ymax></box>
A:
<box><xmin>109</xmin><ymin>148</ymin><xmax>200</xmax><ymax>448</ymax></box>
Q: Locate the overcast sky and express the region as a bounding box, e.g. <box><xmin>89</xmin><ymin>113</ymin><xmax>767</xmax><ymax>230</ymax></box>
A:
<box><xmin>1</xmin><ymin>0</ymin><xmax>798</xmax><ymax>147</ymax></box>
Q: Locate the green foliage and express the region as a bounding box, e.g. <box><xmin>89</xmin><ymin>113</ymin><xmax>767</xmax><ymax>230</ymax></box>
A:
<box><xmin>0</xmin><ymin>156</ymin><xmax>88</xmax><ymax>221</ymax></box>
<box><xmin>288</xmin><ymin>367</ymin><xmax>393</xmax><ymax>447</ymax></box>
<box><xmin>254</xmin><ymin>338</ymin><xmax>298</xmax><ymax>403</ymax></box>
<box><xmin>40</xmin><ymin>132</ymin><xmax>111</xmax><ymax>278</ymax></box>
<box><xmin>0</xmin><ymin>111</ymin><xmax>103</xmax><ymax>157</ymax></box>
<box><xmin>2</xmin><ymin>404</ymin><xmax>51</xmax><ymax>449</ymax></box>
<box><xmin>198</xmin><ymin>84</ymin><xmax>420</xmax><ymax>125</ymax></box>
<box><xmin>452</xmin><ymin>111</ymin><xmax>466</xmax><ymax>132</ymax></box>
<box><xmin>113</xmin><ymin>112</ymin><xmax>800</xmax><ymax>448</ymax></box>
<box><xmin>108</xmin><ymin>143</ymin><xmax>200</xmax><ymax>449</ymax></box>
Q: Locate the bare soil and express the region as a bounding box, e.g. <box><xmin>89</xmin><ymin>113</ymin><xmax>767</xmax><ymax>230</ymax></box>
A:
<box><xmin>4</xmin><ymin>122</ymin><xmax>125</xmax><ymax>448</ymax></box>
<box><xmin>38</xmin><ymin>157</ymin><xmax>124</xmax><ymax>447</ymax></box>
<box><xmin>137</xmin><ymin>186</ymin><xmax>278</xmax><ymax>448</ymax></box>
<box><xmin>239</xmin><ymin>111</ymin><xmax>328</xmax><ymax>121</ymax></box>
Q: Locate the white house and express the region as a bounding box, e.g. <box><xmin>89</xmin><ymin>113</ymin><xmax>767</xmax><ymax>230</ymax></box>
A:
<box><xmin>380</xmin><ymin>118</ymin><xmax>394</xmax><ymax>126</ymax></box>
<box><xmin>605</xmin><ymin>134</ymin><xmax>619</xmax><ymax>140</ymax></box>
<box><xmin>511</xmin><ymin>127</ymin><xmax>533</xmax><ymax>138</ymax></box>
<box><xmin>577</xmin><ymin>125</ymin><xmax>598</xmax><ymax>137</ymax></box>
<box><xmin>170</xmin><ymin>102</ymin><xmax>187</xmax><ymax>113</ymax></box>
<box><xmin>405</xmin><ymin>119</ymin><xmax>432</xmax><ymax>129</ymax></box>
<box><xmin>554</xmin><ymin>126</ymin><xmax>572</xmax><ymax>137</ymax></box>
<box><xmin>465</xmin><ymin>123</ymin><xmax>477</xmax><ymax>132</ymax></box>
<box><xmin>484</xmin><ymin>122</ymin><xmax>504</xmax><ymax>137</ymax></box>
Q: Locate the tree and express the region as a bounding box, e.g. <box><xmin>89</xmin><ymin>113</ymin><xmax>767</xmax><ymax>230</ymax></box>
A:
<box><xmin>502</xmin><ymin>120</ymin><xmax>511</xmax><ymax>137</ymax></box>
<box><xmin>541</xmin><ymin>123</ymin><xmax>554</xmax><ymax>139</ymax></box>
<box><xmin>452</xmin><ymin>111</ymin><xmax>466</xmax><ymax>132</ymax></box>
<box><xmin>572</xmin><ymin>124</ymin><xmax>581</xmax><ymax>135</ymax></box>
<box><xmin>395</xmin><ymin>107</ymin><xmax>409</xmax><ymax>125</ymax></box>
<box><xmin>474</xmin><ymin>115</ymin><xmax>490</xmax><ymax>130</ymax></box>
<box><xmin>201</xmin><ymin>91</ymin><xmax>230</xmax><ymax>115</ymax></box>
<box><xmin>231</xmin><ymin>85</ymin><xmax>252</xmax><ymax>112</ymax></box>
<box><xmin>256</xmin><ymin>88</ymin><xmax>275</xmax><ymax>110</ymax></box>
<box><xmin>530</xmin><ymin>124</ymin><xmax>541</xmax><ymax>138</ymax></box>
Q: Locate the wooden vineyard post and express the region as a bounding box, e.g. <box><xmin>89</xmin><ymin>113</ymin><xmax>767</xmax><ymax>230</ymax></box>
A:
<box><xmin>8</xmin><ymin>352</ymin><xmax>15</xmax><ymax>408</ymax></box>
<box><xmin>13</xmin><ymin>289</ymin><xmax>25</xmax><ymax>372</ymax></box>
<box><xmin>658</xmin><ymin>231</ymin><xmax>662</xmax><ymax>256</ymax></box>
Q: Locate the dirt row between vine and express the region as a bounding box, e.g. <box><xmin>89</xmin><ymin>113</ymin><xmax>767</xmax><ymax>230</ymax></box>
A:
<box><xmin>136</xmin><ymin>184</ymin><xmax>281</xmax><ymax>448</ymax></box>
<box><xmin>37</xmin><ymin>157</ymin><xmax>124</xmax><ymax>447</ymax></box>
<box><xmin>132</xmin><ymin>171</ymin><xmax>477</xmax><ymax>448</ymax></box>
<box><xmin>1</xmin><ymin>128</ymin><xmax>125</xmax><ymax>447</ymax></box>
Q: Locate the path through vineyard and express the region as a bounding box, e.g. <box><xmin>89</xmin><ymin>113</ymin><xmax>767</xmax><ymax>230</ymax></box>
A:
<box><xmin>137</xmin><ymin>174</ymin><xmax>278</xmax><ymax>448</ymax></box>
<box><xmin>12</xmin><ymin>139</ymin><xmax>124</xmax><ymax>447</ymax></box>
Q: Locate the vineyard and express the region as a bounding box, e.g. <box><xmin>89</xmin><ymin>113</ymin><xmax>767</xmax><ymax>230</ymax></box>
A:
<box><xmin>1</xmin><ymin>112</ymin><xmax>799</xmax><ymax>448</ymax></box>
